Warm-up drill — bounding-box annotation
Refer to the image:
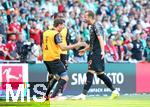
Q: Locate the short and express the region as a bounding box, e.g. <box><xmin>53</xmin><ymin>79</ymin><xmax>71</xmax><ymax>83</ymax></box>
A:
<box><xmin>44</xmin><ymin>59</ymin><xmax>66</xmax><ymax>76</ymax></box>
<box><xmin>88</xmin><ymin>53</ymin><xmax>105</xmax><ymax>73</ymax></box>
<box><xmin>60</xmin><ymin>54</ymin><xmax>68</xmax><ymax>68</ymax></box>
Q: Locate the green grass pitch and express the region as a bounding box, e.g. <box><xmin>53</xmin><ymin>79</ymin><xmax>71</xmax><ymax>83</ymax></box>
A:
<box><xmin>51</xmin><ymin>94</ymin><xmax>150</xmax><ymax>107</ymax></box>
<box><xmin>0</xmin><ymin>94</ymin><xmax>150</xmax><ymax>107</ymax></box>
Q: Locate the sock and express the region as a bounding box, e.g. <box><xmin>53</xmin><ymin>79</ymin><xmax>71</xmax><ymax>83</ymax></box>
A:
<box><xmin>50</xmin><ymin>79</ymin><xmax>67</xmax><ymax>98</ymax></box>
<box><xmin>45</xmin><ymin>79</ymin><xmax>58</xmax><ymax>97</ymax></box>
<box><xmin>97</xmin><ymin>74</ymin><xmax>115</xmax><ymax>91</ymax></box>
<box><xmin>60</xmin><ymin>82</ymin><xmax>67</xmax><ymax>93</ymax></box>
<box><xmin>82</xmin><ymin>72</ymin><xmax>94</xmax><ymax>95</ymax></box>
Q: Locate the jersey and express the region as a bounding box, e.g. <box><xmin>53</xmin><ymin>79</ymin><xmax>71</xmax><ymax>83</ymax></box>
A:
<box><xmin>89</xmin><ymin>21</ymin><xmax>104</xmax><ymax>55</ymax></box>
<box><xmin>48</xmin><ymin>26</ymin><xmax>69</xmax><ymax>55</ymax></box>
<box><xmin>88</xmin><ymin>21</ymin><xmax>105</xmax><ymax>72</ymax></box>
<box><xmin>43</xmin><ymin>29</ymin><xmax>62</xmax><ymax>61</ymax></box>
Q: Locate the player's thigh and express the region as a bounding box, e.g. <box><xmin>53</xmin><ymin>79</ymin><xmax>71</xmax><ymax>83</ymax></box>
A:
<box><xmin>60</xmin><ymin>73</ymin><xmax>69</xmax><ymax>81</ymax></box>
<box><xmin>44</xmin><ymin>61</ymin><xmax>53</xmax><ymax>74</ymax></box>
<box><xmin>50</xmin><ymin>59</ymin><xmax>68</xmax><ymax>81</ymax></box>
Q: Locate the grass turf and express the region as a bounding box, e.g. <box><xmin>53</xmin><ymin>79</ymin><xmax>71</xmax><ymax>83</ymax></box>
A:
<box><xmin>0</xmin><ymin>99</ymin><xmax>50</xmax><ymax>107</ymax></box>
<box><xmin>0</xmin><ymin>94</ymin><xmax>150</xmax><ymax>107</ymax></box>
<box><xmin>51</xmin><ymin>94</ymin><xmax>150</xmax><ymax>107</ymax></box>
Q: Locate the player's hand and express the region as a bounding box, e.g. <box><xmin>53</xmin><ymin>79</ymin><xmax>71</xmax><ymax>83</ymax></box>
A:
<box><xmin>101</xmin><ymin>51</ymin><xmax>105</xmax><ymax>59</ymax></box>
<box><xmin>79</xmin><ymin>49</ymin><xmax>85</xmax><ymax>56</ymax></box>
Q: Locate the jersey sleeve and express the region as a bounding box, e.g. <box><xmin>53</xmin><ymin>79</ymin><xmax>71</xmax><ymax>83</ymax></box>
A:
<box><xmin>94</xmin><ymin>22</ymin><xmax>104</xmax><ymax>37</ymax></box>
<box><xmin>54</xmin><ymin>33</ymin><xmax>62</xmax><ymax>44</ymax></box>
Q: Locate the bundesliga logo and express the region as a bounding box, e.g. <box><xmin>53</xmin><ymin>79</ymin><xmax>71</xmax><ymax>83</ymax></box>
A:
<box><xmin>2</xmin><ymin>66</ymin><xmax>23</xmax><ymax>90</ymax></box>
<box><xmin>0</xmin><ymin>64</ymin><xmax>48</xmax><ymax>102</ymax></box>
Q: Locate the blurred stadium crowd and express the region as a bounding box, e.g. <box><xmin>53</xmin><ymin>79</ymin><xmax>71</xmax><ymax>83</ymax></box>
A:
<box><xmin>0</xmin><ymin>0</ymin><xmax>150</xmax><ymax>63</ymax></box>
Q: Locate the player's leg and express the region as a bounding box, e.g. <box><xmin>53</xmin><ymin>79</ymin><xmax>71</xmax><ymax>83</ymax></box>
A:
<box><xmin>44</xmin><ymin>61</ymin><xmax>54</xmax><ymax>100</ymax></box>
<box><xmin>45</xmin><ymin>74</ymin><xmax>60</xmax><ymax>98</ymax></box>
<box><xmin>72</xmin><ymin>57</ymin><xmax>95</xmax><ymax>100</ymax></box>
<box><xmin>97</xmin><ymin>72</ymin><xmax>115</xmax><ymax>91</ymax></box>
<box><xmin>50</xmin><ymin>60</ymin><xmax>69</xmax><ymax>99</ymax></box>
<box><xmin>95</xmin><ymin>58</ymin><xmax>119</xmax><ymax>99</ymax></box>
<box><xmin>50</xmin><ymin>72</ymin><xmax>69</xmax><ymax>98</ymax></box>
<box><xmin>72</xmin><ymin>70</ymin><xmax>95</xmax><ymax>100</ymax></box>
<box><xmin>45</xmin><ymin>54</ymin><xmax>67</xmax><ymax>97</ymax></box>
<box><xmin>82</xmin><ymin>70</ymin><xmax>95</xmax><ymax>95</ymax></box>
<box><xmin>45</xmin><ymin>74</ymin><xmax>54</xmax><ymax>97</ymax></box>
<box><xmin>60</xmin><ymin>54</ymin><xmax>68</xmax><ymax>94</ymax></box>
<box><xmin>96</xmin><ymin>72</ymin><xmax>119</xmax><ymax>99</ymax></box>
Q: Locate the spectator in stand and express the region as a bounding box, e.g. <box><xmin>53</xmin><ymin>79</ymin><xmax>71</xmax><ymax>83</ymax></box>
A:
<box><xmin>20</xmin><ymin>21</ymin><xmax>28</xmax><ymax>41</ymax></box>
<box><xmin>58</xmin><ymin>0</ymin><xmax>65</xmax><ymax>13</ymax></box>
<box><xmin>0</xmin><ymin>34</ymin><xmax>8</xmax><ymax>60</ymax></box>
<box><xmin>0</xmin><ymin>15</ymin><xmax>7</xmax><ymax>43</ymax></box>
<box><xmin>6</xmin><ymin>33</ymin><xmax>19</xmax><ymax>60</ymax></box>
<box><xmin>143</xmin><ymin>37</ymin><xmax>150</xmax><ymax>62</ymax></box>
<box><xmin>115</xmin><ymin>37</ymin><xmax>125</xmax><ymax>61</ymax></box>
<box><xmin>27</xmin><ymin>38</ymin><xmax>41</xmax><ymax>62</ymax></box>
<box><xmin>108</xmin><ymin>19</ymin><xmax>120</xmax><ymax>35</ymax></box>
<box><xmin>105</xmin><ymin>36</ymin><xmax>119</xmax><ymax>62</ymax></box>
<box><xmin>0</xmin><ymin>0</ymin><xmax>149</xmax><ymax>63</ymax></box>
<box><xmin>7</xmin><ymin>15</ymin><xmax>21</xmax><ymax>41</ymax></box>
<box><xmin>11</xmin><ymin>1</ymin><xmax>20</xmax><ymax>16</ymax></box>
<box><xmin>131</xmin><ymin>33</ymin><xmax>143</xmax><ymax>61</ymax></box>
<box><xmin>16</xmin><ymin>34</ymin><xmax>24</xmax><ymax>56</ymax></box>
<box><xmin>30</xmin><ymin>19</ymin><xmax>42</xmax><ymax>46</ymax></box>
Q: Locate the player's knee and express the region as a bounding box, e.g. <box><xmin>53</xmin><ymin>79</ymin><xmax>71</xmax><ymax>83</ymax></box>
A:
<box><xmin>59</xmin><ymin>71</ymin><xmax>69</xmax><ymax>81</ymax></box>
<box><xmin>96</xmin><ymin>72</ymin><xmax>104</xmax><ymax>76</ymax></box>
<box><xmin>88</xmin><ymin>70</ymin><xmax>95</xmax><ymax>74</ymax></box>
<box><xmin>54</xmin><ymin>75</ymin><xmax>60</xmax><ymax>80</ymax></box>
<box><xmin>61</xmin><ymin>75</ymin><xmax>69</xmax><ymax>81</ymax></box>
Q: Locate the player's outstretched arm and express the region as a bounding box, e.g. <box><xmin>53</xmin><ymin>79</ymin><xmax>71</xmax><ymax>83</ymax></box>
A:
<box><xmin>58</xmin><ymin>42</ymin><xmax>86</xmax><ymax>51</ymax></box>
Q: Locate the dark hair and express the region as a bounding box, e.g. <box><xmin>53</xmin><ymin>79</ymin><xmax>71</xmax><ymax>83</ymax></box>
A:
<box><xmin>85</xmin><ymin>10</ymin><xmax>95</xmax><ymax>19</ymax></box>
<box><xmin>53</xmin><ymin>18</ymin><xmax>65</xmax><ymax>27</ymax></box>
<box><xmin>52</xmin><ymin>13</ymin><xmax>64</xmax><ymax>19</ymax></box>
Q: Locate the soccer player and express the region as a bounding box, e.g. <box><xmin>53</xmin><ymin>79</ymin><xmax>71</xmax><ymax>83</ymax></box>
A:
<box><xmin>45</xmin><ymin>13</ymin><xmax>71</xmax><ymax>98</ymax></box>
<box><xmin>43</xmin><ymin>18</ymin><xmax>86</xmax><ymax>100</ymax></box>
<box><xmin>73</xmin><ymin>10</ymin><xmax>119</xmax><ymax>100</ymax></box>
<box><xmin>45</xmin><ymin>26</ymin><xmax>70</xmax><ymax>98</ymax></box>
